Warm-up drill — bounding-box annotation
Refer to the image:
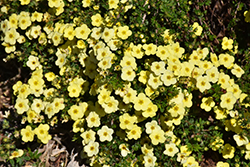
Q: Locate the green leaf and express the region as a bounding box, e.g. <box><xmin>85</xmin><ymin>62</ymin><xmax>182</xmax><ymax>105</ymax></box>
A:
<box><xmin>10</xmin><ymin>159</ymin><xmax>15</xmax><ymax>166</ymax></box>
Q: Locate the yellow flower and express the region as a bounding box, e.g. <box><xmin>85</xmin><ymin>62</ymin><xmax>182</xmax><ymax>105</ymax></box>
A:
<box><xmin>109</xmin><ymin>0</ymin><xmax>119</xmax><ymax>9</ymax></box>
<box><xmin>77</xmin><ymin>40</ymin><xmax>86</xmax><ymax>49</ymax></box>
<box><xmin>213</xmin><ymin>106</ymin><xmax>227</xmax><ymax>120</ymax></box>
<box><xmin>231</xmin><ymin>64</ymin><xmax>244</xmax><ymax>78</ymax></box>
<box><xmin>119</xmin><ymin>143</ymin><xmax>130</xmax><ymax>157</ymax></box>
<box><xmin>13</xmin><ymin>81</ymin><xmax>22</xmax><ymax>96</ymax></box>
<box><xmin>101</xmin><ymin>27</ymin><xmax>115</xmax><ymax>42</ymax></box>
<box><xmin>91</xmin><ymin>27</ymin><xmax>102</xmax><ymax>39</ymax></box>
<box><xmin>148</xmin><ymin>73</ymin><xmax>163</xmax><ymax>89</ymax></box>
<box><xmin>198</xmin><ymin>60</ymin><xmax>213</xmax><ymax>73</ymax></box>
<box><xmin>221</xmin><ymin>37</ymin><xmax>233</xmax><ymax>50</ymax></box>
<box><xmin>245</xmin><ymin>151</ymin><xmax>250</xmax><ymax>160</ymax></box>
<box><xmin>51</xmin><ymin>31</ymin><xmax>63</xmax><ymax>46</ymax></box>
<box><xmin>192</xmin><ymin>22</ymin><xmax>203</xmax><ymax>36</ymax></box>
<box><xmin>9</xmin><ymin>149</ymin><xmax>24</xmax><ymax>159</ymax></box>
<box><xmin>9</xmin><ymin>13</ymin><xmax>19</xmax><ymax>29</ymax></box>
<box><xmin>183</xmin><ymin>156</ymin><xmax>199</xmax><ymax>167</ymax></box>
<box><xmin>143</xmin><ymin>154</ymin><xmax>157</xmax><ymax>167</ymax></box>
<box><xmin>121</xmin><ymin>66</ymin><xmax>136</xmax><ymax>81</ymax></box>
<box><xmin>196</xmin><ymin>76</ymin><xmax>211</xmax><ymax>93</ymax></box>
<box><xmin>86</xmin><ymin>111</ymin><xmax>100</xmax><ymax>128</ymax></box>
<box><xmin>27</xmin><ymin>109</ymin><xmax>37</xmax><ymax>123</ymax></box>
<box><xmin>197</xmin><ymin>47</ymin><xmax>209</xmax><ymax>60</ymax></box>
<box><xmin>48</xmin><ymin>0</ymin><xmax>61</xmax><ymax>8</ymax></box>
<box><xmin>26</xmin><ymin>55</ymin><xmax>40</xmax><ymax>70</ymax></box>
<box><xmin>38</xmin><ymin>32</ymin><xmax>47</xmax><ymax>45</ymax></box>
<box><xmin>45</xmin><ymin>103</ymin><xmax>56</xmax><ymax>119</ymax></box>
<box><xmin>98</xmin><ymin>89</ymin><xmax>111</xmax><ymax>105</ymax></box>
<box><xmin>233</xmin><ymin>134</ymin><xmax>249</xmax><ymax>147</ymax></box>
<box><xmin>123</xmin><ymin>87</ymin><xmax>137</xmax><ymax>104</ymax></box>
<box><xmin>120</xmin><ymin>55</ymin><xmax>137</xmax><ymax>70</ymax></box>
<box><xmin>18</xmin><ymin>15</ymin><xmax>31</xmax><ymax>30</ymax></box>
<box><xmin>75</xmin><ymin>24</ymin><xmax>91</xmax><ymax>40</ymax></box>
<box><xmin>143</xmin><ymin>43</ymin><xmax>157</xmax><ymax>55</ymax></box>
<box><xmin>156</xmin><ymin>45</ymin><xmax>168</xmax><ymax>60</ymax></box>
<box><xmin>96</xmin><ymin>46</ymin><xmax>112</xmax><ymax>61</ymax></box>
<box><xmin>145</xmin><ymin>120</ymin><xmax>161</xmax><ymax>134</ymax></box>
<box><xmin>31</xmin><ymin>11</ymin><xmax>43</xmax><ymax>22</ymax></box>
<box><xmin>45</xmin><ymin>72</ymin><xmax>56</xmax><ymax>82</ymax></box>
<box><xmin>142</xmin><ymin>102</ymin><xmax>158</xmax><ymax>118</ymax></box>
<box><xmin>102</xmin><ymin>96</ymin><xmax>119</xmax><ymax>114</ymax></box>
<box><xmin>28</xmin><ymin>76</ymin><xmax>44</xmax><ymax>92</ymax></box>
<box><xmin>222</xmin><ymin>143</ymin><xmax>235</xmax><ymax>159</ymax></box>
<box><xmin>4</xmin><ymin>28</ymin><xmax>20</xmax><ymax>45</ymax></box>
<box><xmin>119</xmin><ymin>113</ymin><xmax>137</xmax><ymax>130</ymax></box>
<box><xmin>149</xmin><ymin>129</ymin><xmax>165</xmax><ymax>145</ymax></box>
<box><xmin>219</xmin><ymin>53</ymin><xmax>234</xmax><ymax>69</ymax></box>
<box><xmin>67</xmin><ymin>83</ymin><xmax>81</xmax><ymax>98</ymax></box>
<box><xmin>180</xmin><ymin>145</ymin><xmax>192</xmax><ymax>156</ymax></box>
<box><xmin>210</xmin><ymin>137</ymin><xmax>224</xmax><ymax>151</ymax></box>
<box><xmin>132</xmin><ymin>44</ymin><xmax>144</xmax><ymax>59</ymax></box>
<box><xmin>177</xmin><ymin>153</ymin><xmax>188</xmax><ymax>164</ymax></box>
<box><xmin>170</xmin><ymin>42</ymin><xmax>185</xmax><ymax>58</ymax></box>
<box><xmin>163</xmin><ymin>143</ymin><xmax>179</xmax><ymax>157</ymax></box>
<box><xmin>218</xmin><ymin>72</ymin><xmax>230</xmax><ymax>89</ymax></box>
<box><xmin>161</xmin><ymin>29</ymin><xmax>174</xmax><ymax>44</ymax></box>
<box><xmin>244</xmin><ymin>10</ymin><xmax>250</xmax><ymax>22</ymax></box>
<box><xmin>183</xmin><ymin>90</ymin><xmax>193</xmax><ymax>108</ymax></box>
<box><xmin>151</xmin><ymin>61</ymin><xmax>165</xmax><ymax>76</ymax></box>
<box><xmin>169</xmin><ymin>87</ymin><xmax>184</xmax><ymax>104</ymax></box>
<box><xmin>63</xmin><ymin>25</ymin><xmax>75</xmax><ymax>40</ymax></box>
<box><xmin>14</xmin><ymin>98</ymin><xmax>29</xmax><ymax>114</ymax></box>
<box><xmin>30</xmin><ymin>25</ymin><xmax>41</xmax><ymax>39</ymax></box>
<box><xmin>216</xmin><ymin>161</ymin><xmax>230</xmax><ymax>167</ymax></box>
<box><xmin>82</xmin><ymin>0</ymin><xmax>92</xmax><ymax>8</ymax></box>
<box><xmin>34</xmin><ymin>124</ymin><xmax>51</xmax><ymax>144</ymax></box>
<box><xmin>133</xmin><ymin>93</ymin><xmax>151</xmax><ymax>111</ymax></box>
<box><xmin>98</xmin><ymin>56</ymin><xmax>112</xmax><ymax>70</ymax></box>
<box><xmin>160</xmin><ymin>70</ymin><xmax>177</xmax><ymax>86</ymax></box>
<box><xmin>107</xmin><ymin>39</ymin><xmax>120</xmax><ymax>51</ymax></box>
<box><xmin>84</xmin><ymin>141</ymin><xmax>99</xmax><ymax>157</ymax></box>
<box><xmin>224</xmin><ymin>119</ymin><xmax>242</xmax><ymax>133</ymax></box>
<box><xmin>210</xmin><ymin>53</ymin><xmax>220</xmax><ymax>67</ymax></box>
<box><xmin>97</xmin><ymin>125</ymin><xmax>114</xmax><ymax>142</ymax></box>
<box><xmin>127</xmin><ymin>124</ymin><xmax>142</xmax><ymax>140</ymax></box>
<box><xmin>141</xmin><ymin>144</ymin><xmax>154</xmax><ymax>155</ymax></box>
<box><xmin>81</xmin><ymin>129</ymin><xmax>96</xmax><ymax>145</ymax></box>
<box><xmin>73</xmin><ymin>118</ymin><xmax>85</xmax><ymax>133</ymax></box>
<box><xmin>2</xmin><ymin>42</ymin><xmax>16</xmax><ymax>53</ymax></box>
<box><xmin>31</xmin><ymin>99</ymin><xmax>44</xmax><ymax>114</ymax></box>
<box><xmin>117</xmin><ymin>25</ymin><xmax>132</xmax><ymax>40</ymax></box>
<box><xmin>17</xmin><ymin>84</ymin><xmax>31</xmax><ymax>99</ymax></box>
<box><xmin>138</xmin><ymin>70</ymin><xmax>150</xmax><ymax>84</ymax></box>
<box><xmin>180</xmin><ymin>61</ymin><xmax>194</xmax><ymax>77</ymax></box>
<box><xmin>227</xmin><ymin>84</ymin><xmax>242</xmax><ymax>99</ymax></box>
<box><xmin>91</xmin><ymin>13</ymin><xmax>103</xmax><ymax>27</ymax></box>
<box><xmin>168</xmin><ymin>103</ymin><xmax>185</xmax><ymax>117</ymax></box>
<box><xmin>55</xmin><ymin>52</ymin><xmax>66</xmax><ymax>68</ymax></box>
<box><xmin>43</xmin><ymin>88</ymin><xmax>55</xmax><ymax>98</ymax></box>
<box><xmin>68</xmin><ymin>104</ymin><xmax>84</xmax><ymax>121</ymax></box>
<box><xmin>21</xmin><ymin>125</ymin><xmax>34</xmax><ymax>142</ymax></box>
<box><xmin>189</xmin><ymin>51</ymin><xmax>201</xmax><ymax>65</ymax></box>
<box><xmin>206</xmin><ymin>66</ymin><xmax>219</xmax><ymax>83</ymax></box>
<box><xmin>220</xmin><ymin>92</ymin><xmax>237</xmax><ymax>110</ymax></box>
<box><xmin>167</xmin><ymin>61</ymin><xmax>182</xmax><ymax>76</ymax></box>
<box><xmin>55</xmin><ymin>1</ymin><xmax>65</xmax><ymax>16</ymax></box>
<box><xmin>52</xmin><ymin>98</ymin><xmax>65</xmax><ymax>113</ymax></box>
<box><xmin>200</xmin><ymin>97</ymin><xmax>215</xmax><ymax>112</ymax></box>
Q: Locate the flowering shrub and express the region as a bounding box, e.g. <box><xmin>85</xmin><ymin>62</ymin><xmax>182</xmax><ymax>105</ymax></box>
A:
<box><xmin>1</xmin><ymin>0</ymin><xmax>250</xmax><ymax>166</ymax></box>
